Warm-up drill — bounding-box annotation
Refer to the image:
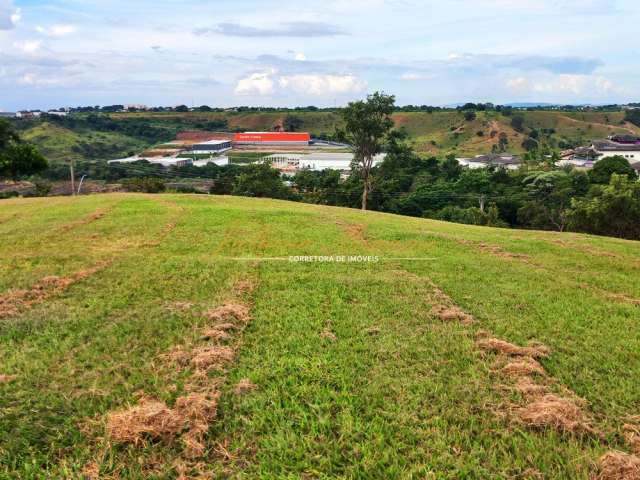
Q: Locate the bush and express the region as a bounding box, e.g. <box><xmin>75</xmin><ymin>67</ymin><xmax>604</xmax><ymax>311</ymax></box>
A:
<box><xmin>121</xmin><ymin>177</ymin><xmax>166</xmax><ymax>193</ymax></box>
<box><xmin>589</xmin><ymin>156</ymin><xmax>637</xmax><ymax>184</ymax></box>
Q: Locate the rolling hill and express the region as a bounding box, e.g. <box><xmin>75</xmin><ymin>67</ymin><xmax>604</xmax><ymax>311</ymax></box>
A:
<box><xmin>111</xmin><ymin>110</ymin><xmax>640</xmax><ymax>157</ymax></box>
<box><xmin>1</xmin><ymin>194</ymin><xmax>639</xmax><ymax>478</ymax></box>
<box><xmin>20</xmin><ymin>122</ymin><xmax>151</xmax><ymax>164</ymax></box>
<box><xmin>15</xmin><ymin>110</ymin><xmax>640</xmax><ymax>165</ymax></box>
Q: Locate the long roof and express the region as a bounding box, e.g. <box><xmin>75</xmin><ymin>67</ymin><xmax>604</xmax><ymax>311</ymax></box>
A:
<box><xmin>592</xmin><ymin>140</ymin><xmax>640</xmax><ymax>152</ymax></box>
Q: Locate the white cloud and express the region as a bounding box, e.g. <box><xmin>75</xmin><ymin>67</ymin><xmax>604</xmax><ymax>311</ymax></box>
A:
<box><xmin>506</xmin><ymin>74</ymin><xmax>619</xmax><ymax>96</ymax></box>
<box><xmin>294</xmin><ymin>52</ymin><xmax>307</xmax><ymax>61</ymax></box>
<box><xmin>234</xmin><ymin>70</ymin><xmax>367</xmax><ymax>97</ymax></box>
<box><xmin>36</xmin><ymin>24</ymin><xmax>76</xmax><ymax>37</ymax></box>
<box><xmin>0</xmin><ymin>0</ymin><xmax>20</xmax><ymax>30</ymax></box>
<box><xmin>278</xmin><ymin>74</ymin><xmax>367</xmax><ymax>96</ymax></box>
<box><xmin>234</xmin><ymin>70</ymin><xmax>276</xmax><ymax>96</ymax></box>
<box><xmin>400</xmin><ymin>72</ymin><xmax>435</xmax><ymax>81</ymax></box>
<box><xmin>14</xmin><ymin>40</ymin><xmax>42</xmax><ymax>54</ymax></box>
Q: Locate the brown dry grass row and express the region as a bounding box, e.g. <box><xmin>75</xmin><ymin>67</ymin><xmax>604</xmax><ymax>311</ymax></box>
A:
<box><xmin>456</xmin><ymin>238</ymin><xmax>532</xmax><ymax>262</ymax></box>
<box><xmin>476</xmin><ymin>333</ymin><xmax>640</xmax><ymax>479</ymax></box>
<box><xmin>94</xmin><ymin>278</ymin><xmax>259</xmax><ymax>478</ymax></box>
<box><xmin>58</xmin><ymin>207</ymin><xmax>110</xmax><ymax>233</ymax></box>
<box><xmin>0</xmin><ymin>261</ymin><xmax>109</xmax><ymax>319</ymax></box>
<box><xmin>426</xmin><ymin>277</ymin><xmax>639</xmax><ymax>479</ymax></box>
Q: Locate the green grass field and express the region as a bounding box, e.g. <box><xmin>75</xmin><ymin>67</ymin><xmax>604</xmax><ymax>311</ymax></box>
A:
<box><xmin>1</xmin><ymin>194</ymin><xmax>639</xmax><ymax>478</ymax></box>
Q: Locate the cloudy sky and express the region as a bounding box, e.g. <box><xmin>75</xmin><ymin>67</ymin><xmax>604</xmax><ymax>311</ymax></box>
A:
<box><xmin>0</xmin><ymin>0</ymin><xmax>638</xmax><ymax>110</ymax></box>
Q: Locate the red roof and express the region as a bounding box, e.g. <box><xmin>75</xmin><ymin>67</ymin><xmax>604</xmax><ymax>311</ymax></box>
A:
<box><xmin>234</xmin><ymin>132</ymin><xmax>310</xmax><ymax>142</ymax></box>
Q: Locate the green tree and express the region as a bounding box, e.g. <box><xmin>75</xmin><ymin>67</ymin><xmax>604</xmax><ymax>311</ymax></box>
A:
<box><xmin>0</xmin><ymin>119</ymin><xmax>19</xmax><ymax>150</ymax></box>
<box><xmin>284</xmin><ymin>115</ymin><xmax>304</xmax><ymax>132</ymax></box>
<box><xmin>341</xmin><ymin>91</ymin><xmax>395</xmax><ymax>210</ymax></box>
<box><xmin>0</xmin><ymin>122</ymin><xmax>48</xmax><ymax>180</ymax></box>
<box><xmin>510</xmin><ymin>115</ymin><xmax>525</xmax><ymax>132</ymax></box>
<box><xmin>518</xmin><ymin>170</ymin><xmax>588</xmax><ymax>232</ymax></box>
<box><xmin>589</xmin><ymin>156</ymin><xmax>637</xmax><ymax>184</ymax></box>
<box><xmin>232</xmin><ymin>163</ymin><xmax>294</xmax><ymax>200</ymax></box>
<box><xmin>569</xmin><ymin>174</ymin><xmax>640</xmax><ymax>239</ymax></box>
<box><xmin>464</xmin><ymin>110</ymin><xmax>477</xmax><ymax>122</ymax></box>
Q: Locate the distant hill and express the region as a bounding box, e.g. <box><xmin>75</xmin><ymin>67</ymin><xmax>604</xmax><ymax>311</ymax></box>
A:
<box><xmin>16</xmin><ymin>109</ymin><xmax>640</xmax><ymax>162</ymax></box>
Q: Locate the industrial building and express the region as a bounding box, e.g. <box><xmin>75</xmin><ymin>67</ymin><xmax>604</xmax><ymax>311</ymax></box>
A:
<box><xmin>457</xmin><ymin>154</ymin><xmax>522</xmax><ymax>170</ymax></box>
<box><xmin>234</xmin><ymin>132</ymin><xmax>311</xmax><ymax>146</ymax></box>
<box><xmin>190</xmin><ymin>139</ymin><xmax>233</xmax><ymax>154</ymax></box>
<box><xmin>262</xmin><ymin>152</ymin><xmax>386</xmax><ymax>173</ymax></box>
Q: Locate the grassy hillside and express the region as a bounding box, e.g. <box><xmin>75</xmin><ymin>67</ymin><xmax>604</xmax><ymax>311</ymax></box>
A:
<box><xmin>113</xmin><ymin>110</ymin><xmax>640</xmax><ymax>155</ymax></box>
<box><xmin>1</xmin><ymin>194</ymin><xmax>639</xmax><ymax>478</ymax></box>
<box><xmin>20</xmin><ymin>122</ymin><xmax>151</xmax><ymax>164</ymax></box>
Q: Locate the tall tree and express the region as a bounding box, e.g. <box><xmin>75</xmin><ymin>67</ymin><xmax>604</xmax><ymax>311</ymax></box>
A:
<box><xmin>0</xmin><ymin>119</ymin><xmax>48</xmax><ymax>180</ymax></box>
<box><xmin>341</xmin><ymin>92</ymin><xmax>395</xmax><ymax>210</ymax></box>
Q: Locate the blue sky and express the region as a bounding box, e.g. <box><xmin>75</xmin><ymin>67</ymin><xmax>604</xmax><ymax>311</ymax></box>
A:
<box><xmin>0</xmin><ymin>0</ymin><xmax>638</xmax><ymax>110</ymax></box>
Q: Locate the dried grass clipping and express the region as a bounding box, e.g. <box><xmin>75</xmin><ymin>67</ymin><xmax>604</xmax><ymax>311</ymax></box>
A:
<box><xmin>595</xmin><ymin>451</ymin><xmax>640</xmax><ymax>480</ymax></box>
<box><xmin>516</xmin><ymin>394</ymin><xmax>594</xmax><ymax>434</ymax></box>
<box><xmin>234</xmin><ymin>378</ymin><xmax>257</xmax><ymax>395</ymax></box>
<box><xmin>201</xmin><ymin>328</ymin><xmax>231</xmax><ymax>342</ymax></box>
<box><xmin>431</xmin><ymin>304</ymin><xmax>474</xmax><ymax>325</ymax></box>
<box><xmin>624</xmin><ymin>424</ymin><xmax>640</xmax><ymax>455</ymax></box>
<box><xmin>0</xmin><ymin>374</ymin><xmax>16</xmax><ymax>383</ymax></box>
<box><xmin>501</xmin><ymin>358</ymin><xmax>546</xmax><ymax>378</ymax></box>
<box><xmin>191</xmin><ymin>346</ymin><xmax>234</xmax><ymax>370</ymax></box>
<box><xmin>320</xmin><ymin>330</ymin><xmax>337</xmax><ymax>341</ymax></box>
<box><xmin>206</xmin><ymin>304</ymin><xmax>250</xmax><ymax>324</ymax></box>
<box><xmin>106</xmin><ymin>392</ymin><xmax>219</xmax><ymax>457</ymax></box>
<box><xmin>477</xmin><ymin>338</ymin><xmax>550</xmax><ymax>359</ymax></box>
<box><xmin>106</xmin><ymin>397</ymin><xmax>185</xmax><ymax>445</ymax></box>
<box><xmin>514</xmin><ymin>378</ymin><xmax>549</xmax><ymax>397</ymax></box>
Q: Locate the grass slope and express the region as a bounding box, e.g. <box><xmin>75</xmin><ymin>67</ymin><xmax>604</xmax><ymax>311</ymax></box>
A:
<box><xmin>20</xmin><ymin>122</ymin><xmax>150</xmax><ymax>163</ymax></box>
<box><xmin>1</xmin><ymin>194</ymin><xmax>639</xmax><ymax>478</ymax></box>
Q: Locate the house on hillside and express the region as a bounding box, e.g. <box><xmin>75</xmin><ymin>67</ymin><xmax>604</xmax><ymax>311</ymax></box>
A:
<box><xmin>457</xmin><ymin>154</ymin><xmax>522</xmax><ymax>170</ymax></box>
<box><xmin>562</xmin><ymin>135</ymin><xmax>640</xmax><ymax>167</ymax></box>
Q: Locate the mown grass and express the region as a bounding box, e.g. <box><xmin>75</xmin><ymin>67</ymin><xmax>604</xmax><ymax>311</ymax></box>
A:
<box><xmin>1</xmin><ymin>194</ymin><xmax>639</xmax><ymax>478</ymax></box>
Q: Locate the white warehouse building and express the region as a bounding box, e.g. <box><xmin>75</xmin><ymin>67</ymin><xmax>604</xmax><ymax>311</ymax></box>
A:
<box><xmin>190</xmin><ymin>139</ymin><xmax>232</xmax><ymax>154</ymax></box>
<box><xmin>262</xmin><ymin>153</ymin><xmax>386</xmax><ymax>173</ymax></box>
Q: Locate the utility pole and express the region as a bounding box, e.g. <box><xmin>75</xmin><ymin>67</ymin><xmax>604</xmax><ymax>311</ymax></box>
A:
<box><xmin>69</xmin><ymin>159</ymin><xmax>76</xmax><ymax>196</ymax></box>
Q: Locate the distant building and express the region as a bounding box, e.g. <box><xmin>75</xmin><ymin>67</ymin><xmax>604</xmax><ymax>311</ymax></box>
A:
<box><xmin>234</xmin><ymin>132</ymin><xmax>311</xmax><ymax>146</ymax></box>
<box><xmin>457</xmin><ymin>154</ymin><xmax>522</xmax><ymax>170</ymax></box>
<box><xmin>563</xmin><ymin>135</ymin><xmax>640</xmax><ymax>166</ymax></box>
<box><xmin>16</xmin><ymin>111</ymin><xmax>42</xmax><ymax>118</ymax></box>
<box><xmin>592</xmin><ymin>138</ymin><xmax>640</xmax><ymax>162</ymax></box>
<box><xmin>190</xmin><ymin>140</ymin><xmax>233</xmax><ymax>154</ymax></box>
<box><xmin>262</xmin><ymin>152</ymin><xmax>385</xmax><ymax>173</ymax></box>
<box><xmin>108</xmin><ymin>156</ymin><xmax>193</xmax><ymax>167</ymax></box>
<box><xmin>0</xmin><ymin>112</ymin><xmax>17</xmax><ymax>118</ymax></box>
<box><xmin>46</xmin><ymin>110</ymin><xmax>68</xmax><ymax>117</ymax></box>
